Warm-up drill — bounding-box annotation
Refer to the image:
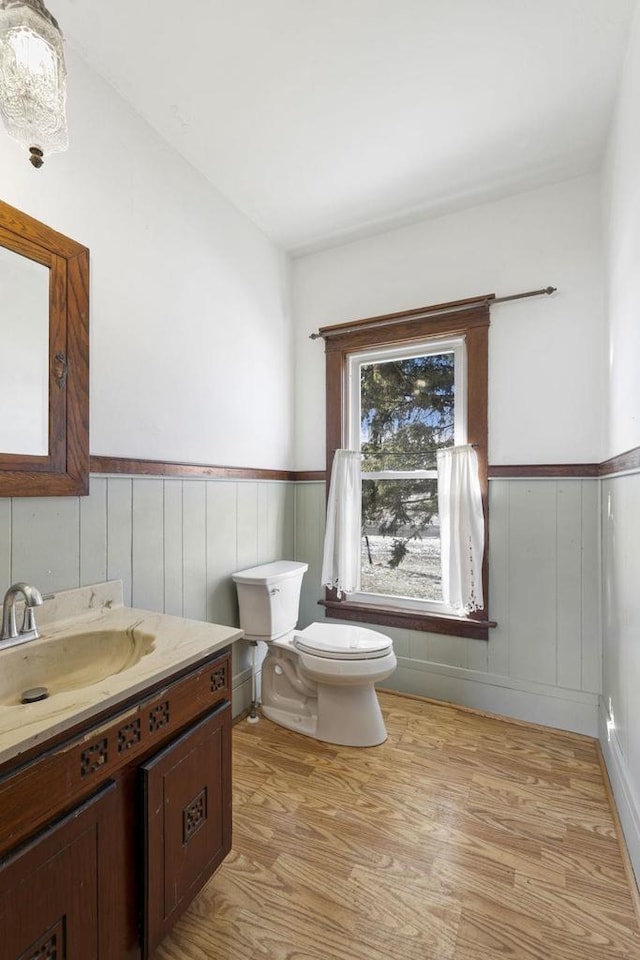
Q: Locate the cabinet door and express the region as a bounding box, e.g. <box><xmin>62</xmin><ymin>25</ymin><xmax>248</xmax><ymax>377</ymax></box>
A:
<box><xmin>142</xmin><ymin>702</ymin><xmax>231</xmax><ymax>957</ymax></box>
<box><xmin>0</xmin><ymin>781</ymin><xmax>117</xmax><ymax>960</ymax></box>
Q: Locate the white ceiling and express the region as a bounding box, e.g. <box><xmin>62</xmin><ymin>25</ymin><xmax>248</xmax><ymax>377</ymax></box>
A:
<box><xmin>53</xmin><ymin>0</ymin><xmax>635</xmax><ymax>253</ymax></box>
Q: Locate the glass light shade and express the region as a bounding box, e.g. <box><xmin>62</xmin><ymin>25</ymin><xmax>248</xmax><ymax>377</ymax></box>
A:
<box><xmin>0</xmin><ymin>0</ymin><xmax>68</xmax><ymax>167</ymax></box>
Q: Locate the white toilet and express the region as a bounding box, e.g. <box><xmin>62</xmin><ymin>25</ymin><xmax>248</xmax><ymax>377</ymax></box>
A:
<box><xmin>232</xmin><ymin>560</ymin><xmax>397</xmax><ymax>747</ymax></box>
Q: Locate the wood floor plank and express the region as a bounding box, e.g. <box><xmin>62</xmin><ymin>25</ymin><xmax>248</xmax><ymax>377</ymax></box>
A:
<box><xmin>152</xmin><ymin>692</ymin><xmax>640</xmax><ymax>960</ymax></box>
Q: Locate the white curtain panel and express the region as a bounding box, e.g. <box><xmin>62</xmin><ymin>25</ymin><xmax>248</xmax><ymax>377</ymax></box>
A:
<box><xmin>321</xmin><ymin>450</ymin><xmax>362</xmax><ymax>598</ymax></box>
<box><xmin>436</xmin><ymin>445</ymin><xmax>485</xmax><ymax>615</ymax></box>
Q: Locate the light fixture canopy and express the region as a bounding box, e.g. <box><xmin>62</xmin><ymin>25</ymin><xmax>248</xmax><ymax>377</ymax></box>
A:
<box><xmin>0</xmin><ymin>0</ymin><xmax>68</xmax><ymax>168</ymax></box>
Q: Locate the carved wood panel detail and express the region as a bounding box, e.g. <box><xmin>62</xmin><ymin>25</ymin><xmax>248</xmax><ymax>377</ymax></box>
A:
<box><xmin>18</xmin><ymin>918</ymin><xmax>65</xmax><ymax>960</ymax></box>
<box><xmin>149</xmin><ymin>701</ymin><xmax>171</xmax><ymax>733</ymax></box>
<box><xmin>117</xmin><ymin>718</ymin><xmax>141</xmax><ymax>753</ymax></box>
<box><xmin>80</xmin><ymin>738</ymin><xmax>108</xmax><ymax>778</ymax></box>
<box><xmin>210</xmin><ymin>665</ymin><xmax>227</xmax><ymax>693</ymax></box>
<box><xmin>183</xmin><ymin>788</ymin><xmax>207</xmax><ymax>844</ymax></box>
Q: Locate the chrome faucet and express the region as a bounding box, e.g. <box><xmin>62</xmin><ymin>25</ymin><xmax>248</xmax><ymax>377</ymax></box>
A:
<box><xmin>1</xmin><ymin>582</ymin><xmax>44</xmax><ymax>649</ymax></box>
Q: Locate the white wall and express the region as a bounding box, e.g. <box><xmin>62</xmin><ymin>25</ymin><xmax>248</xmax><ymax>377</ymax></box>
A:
<box><xmin>600</xmin><ymin>0</ymin><xmax>640</xmax><ymax>881</ymax></box>
<box><xmin>603</xmin><ymin>2</ymin><xmax>640</xmax><ymax>461</ymax></box>
<box><xmin>293</xmin><ymin>174</ymin><xmax>605</xmax><ymax>469</ymax></box>
<box><xmin>0</xmin><ymin>50</ymin><xmax>294</xmax><ymax>470</ymax></box>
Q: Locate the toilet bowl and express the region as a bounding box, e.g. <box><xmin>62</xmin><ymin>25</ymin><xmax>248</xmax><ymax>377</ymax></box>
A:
<box><xmin>232</xmin><ymin>561</ymin><xmax>397</xmax><ymax>747</ymax></box>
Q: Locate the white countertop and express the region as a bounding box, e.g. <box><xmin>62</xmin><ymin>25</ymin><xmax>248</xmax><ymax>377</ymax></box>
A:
<box><xmin>0</xmin><ymin>581</ymin><xmax>243</xmax><ymax>768</ymax></box>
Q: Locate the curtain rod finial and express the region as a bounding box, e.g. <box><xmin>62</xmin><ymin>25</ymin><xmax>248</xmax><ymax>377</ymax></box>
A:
<box><xmin>309</xmin><ymin>332</ymin><xmax>321</xmax><ymax>340</ymax></box>
<box><xmin>545</xmin><ymin>286</ymin><xmax>557</xmax><ymax>295</ymax></box>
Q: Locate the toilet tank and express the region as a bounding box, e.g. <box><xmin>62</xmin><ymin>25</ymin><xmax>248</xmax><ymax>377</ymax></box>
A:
<box><xmin>232</xmin><ymin>561</ymin><xmax>308</xmax><ymax>640</ymax></box>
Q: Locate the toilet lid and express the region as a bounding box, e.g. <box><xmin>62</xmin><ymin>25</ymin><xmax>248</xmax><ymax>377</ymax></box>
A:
<box><xmin>293</xmin><ymin>622</ymin><xmax>393</xmax><ymax>660</ymax></box>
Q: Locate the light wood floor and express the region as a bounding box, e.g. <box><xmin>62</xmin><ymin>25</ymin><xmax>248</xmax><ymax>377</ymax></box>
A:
<box><xmin>152</xmin><ymin>693</ymin><xmax>640</xmax><ymax>960</ymax></box>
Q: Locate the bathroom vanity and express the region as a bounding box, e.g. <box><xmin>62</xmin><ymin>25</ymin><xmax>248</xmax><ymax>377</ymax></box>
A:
<box><xmin>0</xmin><ymin>582</ymin><xmax>242</xmax><ymax>960</ymax></box>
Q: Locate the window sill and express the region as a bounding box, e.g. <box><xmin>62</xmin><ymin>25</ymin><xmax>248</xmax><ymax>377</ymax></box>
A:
<box><xmin>318</xmin><ymin>599</ymin><xmax>496</xmax><ymax>641</ymax></box>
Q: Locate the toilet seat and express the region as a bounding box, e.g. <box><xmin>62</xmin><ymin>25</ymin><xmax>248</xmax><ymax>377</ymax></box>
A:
<box><xmin>294</xmin><ymin>622</ymin><xmax>392</xmax><ymax>660</ymax></box>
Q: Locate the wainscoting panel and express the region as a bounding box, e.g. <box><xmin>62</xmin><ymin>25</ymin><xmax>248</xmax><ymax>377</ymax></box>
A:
<box><xmin>106</xmin><ymin>478</ymin><xmax>133</xmax><ymax>606</ymax></box>
<box><xmin>0</xmin><ymin>499</ymin><xmax>11</xmax><ymax>591</ymax></box>
<box><xmin>293</xmin><ymin>478</ymin><xmax>601</xmax><ymax>734</ymax></box>
<box><xmin>206</xmin><ymin>480</ymin><xmax>239</xmax><ymax>630</ymax></box>
<box><xmin>601</xmin><ymin>472</ymin><xmax>640</xmax><ymax>881</ymax></box>
<box><xmin>487</xmin><ymin>478</ymin><xmax>510</xmax><ymax>677</ymax></box>
<box><xmin>0</xmin><ymin>476</ymin><xmax>296</xmax><ymax>717</ymax></box>
<box><xmin>0</xmin><ymin>475</ymin><xmax>600</xmax><ymax>730</ymax></box>
<box><xmin>580</xmin><ymin>478</ymin><xmax>601</xmax><ymax>693</ymax></box>
<box><xmin>259</xmin><ymin>482</ymin><xmax>295</xmax><ymax>566</ymax></box>
<box><xmin>506</xmin><ymin>481</ymin><xmax>558</xmax><ymax>685</ymax></box>
<box><xmin>163</xmin><ymin>478</ymin><xmax>184</xmax><ymax>617</ymax></box>
<box><xmin>80</xmin><ymin>477</ymin><xmax>108</xmax><ymax>586</ymax></box>
<box><xmin>11</xmin><ymin>497</ymin><xmax>80</xmax><ymax>593</ymax></box>
<box><xmin>237</xmin><ymin>482</ymin><xmax>259</xmax><ymax>571</ymax></box>
<box><xmin>294</xmin><ymin>481</ymin><xmax>326</xmax><ymax>629</ymax></box>
<box><xmin>182</xmin><ymin>480</ymin><xmax>208</xmax><ymax>622</ymax></box>
<box><xmin>132</xmin><ymin>478</ymin><xmax>165</xmax><ymax>614</ymax></box>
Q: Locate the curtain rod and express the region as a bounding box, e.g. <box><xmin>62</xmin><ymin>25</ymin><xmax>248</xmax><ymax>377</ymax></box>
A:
<box><xmin>309</xmin><ymin>286</ymin><xmax>557</xmax><ymax>340</ymax></box>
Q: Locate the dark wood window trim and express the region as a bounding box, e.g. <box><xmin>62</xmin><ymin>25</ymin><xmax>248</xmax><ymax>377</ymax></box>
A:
<box><xmin>322</xmin><ymin>300</ymin><xmax>491</xmax><ymax>640</ymax></box>
<box><xmin>319</xmin><ymin>598</ymin><xmax>495</xmax><ymax>640</ymax></box>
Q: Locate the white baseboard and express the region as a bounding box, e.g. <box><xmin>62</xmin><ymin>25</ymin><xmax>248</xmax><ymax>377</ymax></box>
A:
<box><xmin>232</xmin><ymin>667</ymin><xmax>253</xmax><ymax>719</ymax></box>
<box><xmin>384</xmin><ymin>658</ymin><xmax>599</xmax><ymax>736</ymax></box>
<box><xmin>599</xmin><ymin>698</ymin><xmax>640</xmax><ymax>886</ymax></box>
<box><xmin>234</xmin><ymin>655</ymin><xmax>599</xmax><ymax>733</ymax></box>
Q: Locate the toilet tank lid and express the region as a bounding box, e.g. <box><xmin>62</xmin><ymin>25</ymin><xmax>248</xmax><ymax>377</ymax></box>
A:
<box><xmin>232</xmin><ymin>560</ymin><xmax>309</xmax><ymax>585</ymax></box>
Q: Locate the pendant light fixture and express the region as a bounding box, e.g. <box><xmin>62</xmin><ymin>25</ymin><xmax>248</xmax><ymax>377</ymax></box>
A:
<box><xmin>0</xmin><ymin>0</ymin><xmax>68</xmax><ymax>168</ymax></box>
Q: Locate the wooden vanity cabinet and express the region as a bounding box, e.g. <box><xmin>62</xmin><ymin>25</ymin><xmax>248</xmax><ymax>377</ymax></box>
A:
<box><xmin>0</xmin><ymin>648</ymin><xmax>232</xmax><ymax>960</ymax></box>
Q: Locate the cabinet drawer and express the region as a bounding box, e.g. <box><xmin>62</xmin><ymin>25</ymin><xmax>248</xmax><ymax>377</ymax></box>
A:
<box><xmin>141</xmin><ymin>701</ymin><xmax>232</xmax><ymax>958</ymax></box>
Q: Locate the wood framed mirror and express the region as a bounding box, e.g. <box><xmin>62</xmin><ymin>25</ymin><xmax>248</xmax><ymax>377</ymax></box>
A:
<box><xmin>0</xmin><ymin>200</ymin><xmax>89</xmax><ymax>497</ymax></box>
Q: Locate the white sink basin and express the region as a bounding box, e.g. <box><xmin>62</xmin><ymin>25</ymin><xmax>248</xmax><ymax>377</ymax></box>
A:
<box><xmin>0</xmin><ymin>627</ymin><xmax>156</xmax><ymax>707</ymax></box>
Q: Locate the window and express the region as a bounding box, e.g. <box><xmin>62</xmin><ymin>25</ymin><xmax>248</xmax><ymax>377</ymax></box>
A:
<box><xmin>348</xmin><ymin>337</ymin><xmax>465</xmax><ymax>611</ymax></box>
<box><xmin>321</xmin><ymin>298</ymin><xmax>490</xmax><ymax>640</ymax></box>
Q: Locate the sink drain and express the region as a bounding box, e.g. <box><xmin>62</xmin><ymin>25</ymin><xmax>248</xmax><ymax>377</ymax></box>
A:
<box><xmin>21</xmin><ymin>686</ymin><xmax>49</xmax><ymax>704</ymax></box>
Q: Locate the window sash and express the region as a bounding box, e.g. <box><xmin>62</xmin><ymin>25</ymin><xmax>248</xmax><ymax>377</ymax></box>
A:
<box><xmin>362</xmin><ymin>469</ymin><xmax>438</xmax><ymax>480</ymax></box>
<box><xmin>347</xmin><ymin>336</ymin><xmax>467</xmax><ymax>466</ymax></box>
<box><xmin>359</xmin><ymin>473</ymin><xmax>444</xmax><ymax>610</ymax></box>
<box><xmin>347</xmin><ymin>336</ymin><xmax>467</xmax><ymax>613</ymax></box>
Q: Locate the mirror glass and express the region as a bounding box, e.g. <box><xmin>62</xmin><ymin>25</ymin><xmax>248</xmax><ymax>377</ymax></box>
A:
<box><xmin>0</xmin><ymin>245</ymin><xmax>49</xmax><ymax>455</ymax></box>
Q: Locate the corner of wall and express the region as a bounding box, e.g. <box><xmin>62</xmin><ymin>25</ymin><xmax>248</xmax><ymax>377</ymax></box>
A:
<box><xmin>598</xmin><ymin>696</ymin><xmax>640</xmax><ymax>889</ymax></box>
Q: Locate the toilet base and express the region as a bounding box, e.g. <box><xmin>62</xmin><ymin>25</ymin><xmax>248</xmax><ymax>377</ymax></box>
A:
<box><xmin>261</xmin><ymin>686</ymin><xmax>387</xmax><ymax>747</ymax></box>
<box><xmin>261</xmin><ymin>645</ymin><xmax>390</xmax><ymax>747</ymax></box>
<box><xmin>316</xmin><ymin>683</ymin><xmax>388</xmax><ymax>747</ymax></box>
<box><xmin>261</xmin><ymin>702</ymin><xmax>318</xmax><ymax>739</ymax></box>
